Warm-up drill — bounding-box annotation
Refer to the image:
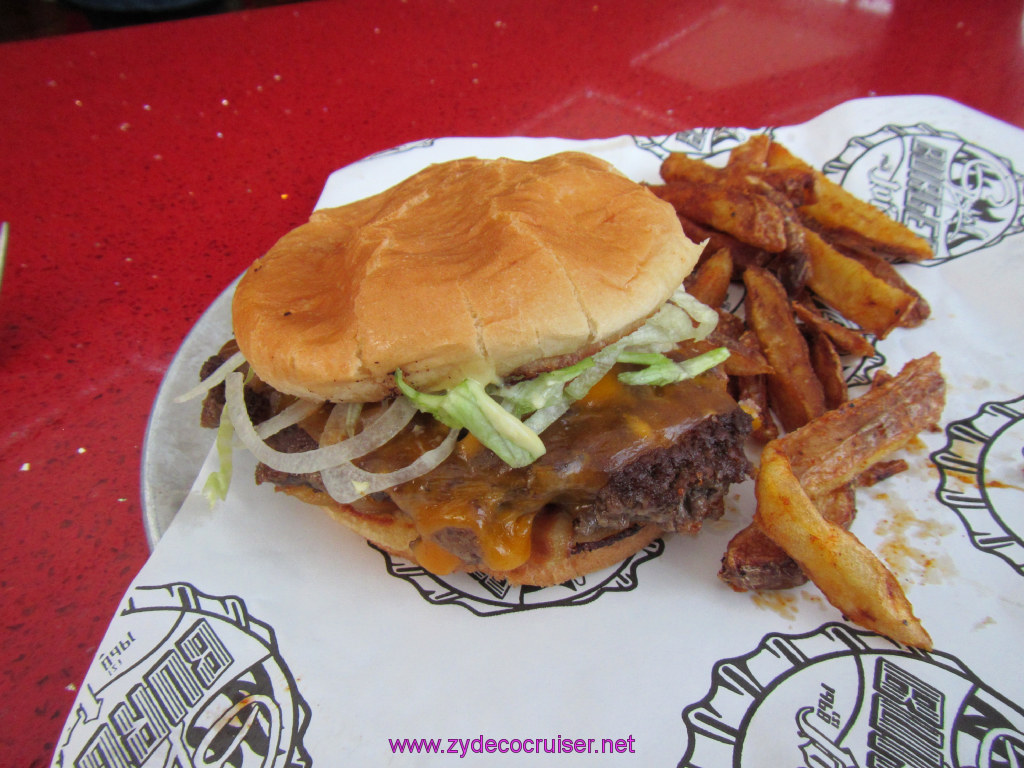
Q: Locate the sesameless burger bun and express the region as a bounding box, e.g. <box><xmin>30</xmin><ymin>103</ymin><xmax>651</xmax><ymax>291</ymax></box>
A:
<box><xmin>207</xmin><ymin>151</ymin><xmax>753</xmax><ymax>586</ymax></box>
<box><xmin>233</xmin><ymin>152</ymin><xmax>701</xmax><ymax>402</ymax></box>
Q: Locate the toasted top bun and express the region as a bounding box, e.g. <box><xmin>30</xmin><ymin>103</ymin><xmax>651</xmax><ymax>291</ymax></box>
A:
<box><xmin>232</xmin><ymin>151</ymin><xmax>702</xmax><ymax>402</ymax></box>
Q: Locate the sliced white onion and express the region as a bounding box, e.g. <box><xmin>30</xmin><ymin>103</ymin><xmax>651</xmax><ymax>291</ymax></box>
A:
<box><xmin>174</xmin><ymin>350</ymin><xmax>247</xmax><ymax>403</ymax></box>
<box><xmin>319</xmin><ymin>396</ymin><xmax>419</xmax><ymax>446</ymax></box>
<box><xmin>320</xmin><ymin>426</ymin><xmax>460</xmax><ymax>503</ymax></box>
<box><xmin>224</xmin><ymin>372</ymin><xmax>417</xmax><ymax>474</ymax></box>
<box><xmin>254</xmin><ymin>398</ymin><xmax>323</xmax><ymax>440</ymax></box>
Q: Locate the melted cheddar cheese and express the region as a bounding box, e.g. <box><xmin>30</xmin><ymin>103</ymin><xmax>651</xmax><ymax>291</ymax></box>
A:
<box><xmin>350</xmin><ymin>368</ymin><xmax>739</xmax><ymax>574</ymax></box>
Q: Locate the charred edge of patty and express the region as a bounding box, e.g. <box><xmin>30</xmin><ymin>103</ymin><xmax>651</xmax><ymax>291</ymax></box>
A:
<box><xmin>579</xmin><ymin>407</ymin><xmax>754</xmax><ymax>536</ymax></box>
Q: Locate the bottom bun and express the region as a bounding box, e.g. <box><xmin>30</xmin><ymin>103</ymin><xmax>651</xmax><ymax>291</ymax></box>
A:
<box><xmin>276</xmin><ymin>485</ymin><xmax>663</xmax><ymax>587</ymax></box>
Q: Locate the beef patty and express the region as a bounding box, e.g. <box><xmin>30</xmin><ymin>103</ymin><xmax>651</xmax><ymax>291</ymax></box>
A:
<box><xmin>201</xmin><ymin>345</ymin><xmax>753</xmax><ymax>568</ymax></box>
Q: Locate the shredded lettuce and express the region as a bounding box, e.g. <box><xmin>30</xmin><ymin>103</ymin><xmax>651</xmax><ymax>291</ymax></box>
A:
<box><xmin>491</xmin><ymin>358</ymin><xmax>595</xmax><ymax>417</ymax></box>
<box><xmin>202</xmin><ymin>407</ymin><xmax>235</xmax><ymax>506</ymax></box>
<box><xmin>616</xmin><ymin>347</ymin><xmax>730</xmax><ymax>386</ymax></box>
<box><xmin>392</xmin><ymin>289</ymin><xmax>732</xmax><ymax>468</ymax></box>
<box><xmin>395</xmin><ymin>371</ymin><xmax>546</xmax><ymax>468</ymax></box>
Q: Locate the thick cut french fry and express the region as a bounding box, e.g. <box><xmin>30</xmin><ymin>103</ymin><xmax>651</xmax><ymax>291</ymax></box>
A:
<box><xmin>765</xmin><ymin>141</ymin><xmax>934</xmax><ymax>262</ymax></box>
<box><xmin>761</xmin><ymin>167</ymin><xmax>817</xmax><ymax>207</ymax></box>
<box><xmin>722</xmin><ymin>384</ymin><xmax>918</xmax><ymax>591</ymax></box>
<box><xmin>742</xmin><ymin>355</ymin><xmax>943</xmax><ymax>645</ymax></box>
<box><xmin>656</xmin><ymin>153</ymin><xmax>791</xmax><ymax>252</ymax></box>
<box><xmin>660</xmin><ymin>150</ymin><xmax>721</xmax><ymax>184</ymax></box>
<box><xmin>766</xmin><ymin>217</ymin><xmax>811</xmax><ymax>296</ymax></box>
<box><xmin>728</xmin><ymin>355</ymin><xmax>943</xmax><ymax>640</ymax></box>
<box><xmin>658</xmin><ymin>140</ymin><xmax>945</xmax><ymax>644</ymax></box>
<box><xmin>792</xmin><ymin>300</ymin><xmax>875</xmax><ymax>358</ymax></box>
<box><xmin>726</xmin><ymin>134</ymin><xmax>771</xmax><ymax>171</ymax></box>
<box><xmin>673</xmin><ymin>213</ymin><xmax>771</xmax><ymax>276</ymax></box>
<box><xmin>684</xmin><ymin>247</ymin><xmax>733</xmax><ymax>308</ymax></box>
<box><xmin>802</xmin><ymin>226</ymin><xmax>918</xmax><ymax>338</ymax></box>
<box><xmin>712</xmin><ymin>307</ymin><xmax>748</xmax><ymax>339</ymax></box>
<box><xmin>731</xmin><ymin>329</ymin><xmax>773</xmax><ymax>376</ymax></box>
<box><xmin>809</xmin><ymin>332</ymin><xmax>848</xmax><ymax>410</ymax></box>
<box><xmin>754</xmin><ymin>444</ymin><xmax>932</xmax><ymax>648</ymax></box>
<box><xmin>720</xmin><ymin>523</ymin><xmax>803</xmax><ymax>591</ymax></box>
<box><xmin>653</xmin><ymin>179</ymin><xmax>789</xmax><ymax>253</ymax></box>
<box><xmin>841</xmin><ymin>249</ymin><xmax>931</xmax><ymax>328</ymax></box>
<box><xmin>721</xmin><ymin>483</ymin><xmax>854</xmax><ymax>591</ymax></box>
<box><xmin>743</xmin><ymin>266</ymin><xmax>826</xmax><ymax>430</ymax></box>
<box><xmin>777</xmin><ymin>353</ymin><xmax>945</xmax><ymax>497</ymax></box>
<box><xmin>728</xmin><ymin>135</ymin><xmax>817</xmax><ymax>207</ymax></box>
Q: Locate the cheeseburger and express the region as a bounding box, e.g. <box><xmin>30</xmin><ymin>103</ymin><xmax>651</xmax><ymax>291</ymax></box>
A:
<box><xmin>194</xmin><ymin>151</ymin><xmax>753</xmax><ymax>585</ymax></box>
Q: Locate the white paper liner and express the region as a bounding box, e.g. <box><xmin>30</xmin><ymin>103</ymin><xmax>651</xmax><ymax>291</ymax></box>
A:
<box><xmin>56</xmin><ymin>95</ymin><xmax>1024</xmax><ymax>768</ymax></box>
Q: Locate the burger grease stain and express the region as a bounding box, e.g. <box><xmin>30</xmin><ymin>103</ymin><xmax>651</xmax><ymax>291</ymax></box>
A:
<box><xmin>974</xmin><ymin>616</ymin><xmax>997</xmax><ymax>631</ymax></box>
<box><xmin>872</xmin><ymin>503</ymin><xmax>957</xmax><ymax>587</ymax></box>
<box><xmin>751</xmin><ymin>590</ymin><xmax>799</xmax><ymax>621</ymax></box>
<box><xmin>750</xmin><ymin>587</ymin><xmax>829</xmax><ymax>623</ymax></box>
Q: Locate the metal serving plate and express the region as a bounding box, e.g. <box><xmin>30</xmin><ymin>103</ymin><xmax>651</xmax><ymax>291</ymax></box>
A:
<box><xmin>140</xmin><ymin>278</ymin><xmax>236</xmax><ymax>548</ymax></box>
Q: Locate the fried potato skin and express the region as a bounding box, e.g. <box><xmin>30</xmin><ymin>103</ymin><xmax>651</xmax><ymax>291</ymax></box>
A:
<box><xmin>754</xmin><ymin>443</ymin><xmax>932</xmax><ymax>648</ymax></box>
<box><xmin>743</xmin><ymin>266</ymin><xmax>826</xmax><ymax>431</ymax></box>
<box><xmin>657</xmin><ymin>138</ymin><xmax>944</xmax><ymax>644</ymax></box>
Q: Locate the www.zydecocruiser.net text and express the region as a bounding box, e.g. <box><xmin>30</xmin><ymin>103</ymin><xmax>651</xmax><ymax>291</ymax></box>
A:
<box><xmin>389</xmin><ymin>734</ymin><xmax>638</xmax><ymax>757</ymax></box>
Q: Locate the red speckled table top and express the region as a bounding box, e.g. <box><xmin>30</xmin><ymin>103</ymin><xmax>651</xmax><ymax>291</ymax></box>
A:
<box><xmin>2</xmin><ymin>1</ymin><xmax>1023</xmax><ymax>764</ymax></box>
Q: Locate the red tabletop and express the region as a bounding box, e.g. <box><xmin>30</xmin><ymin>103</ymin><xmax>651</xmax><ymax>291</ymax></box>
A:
<box><xmin>2</xmin><ymin>1</ymin><xmax>1023</xmax><ymax>764</ymax></box>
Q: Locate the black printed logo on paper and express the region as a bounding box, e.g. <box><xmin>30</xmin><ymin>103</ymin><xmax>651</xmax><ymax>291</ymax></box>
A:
<box><xmin>932</xmin><ymin>394</ymin><xmax>1024</xmax><ymax>577</ymax></box>
<box><xmin>373</xmin><ymin>538</ymin><xmax>664</xmax><ymax>616</ymax></box>
<box><xmin>638</xmin><ymin>122</ymin><xmax>1024</xmax><ymax>263</ymax></box>
<box><xmin>634</xmin><ymin>127</ymin><xmax>754</xmax><ymax>162</ymax></box>
<box><xmin>54</xmin><ymin>583</ymin><xmax>312</xmax><ymax>768</ymax></box>
<box><xmin>679</xmin><ymin>622</ymin><xmax>1024</xmax><ymax>768</ymax></box>
<box><xmin>821</xmin><ymin>123</ymin><xmax>1024</xmax><ymax>262</ymax></box>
